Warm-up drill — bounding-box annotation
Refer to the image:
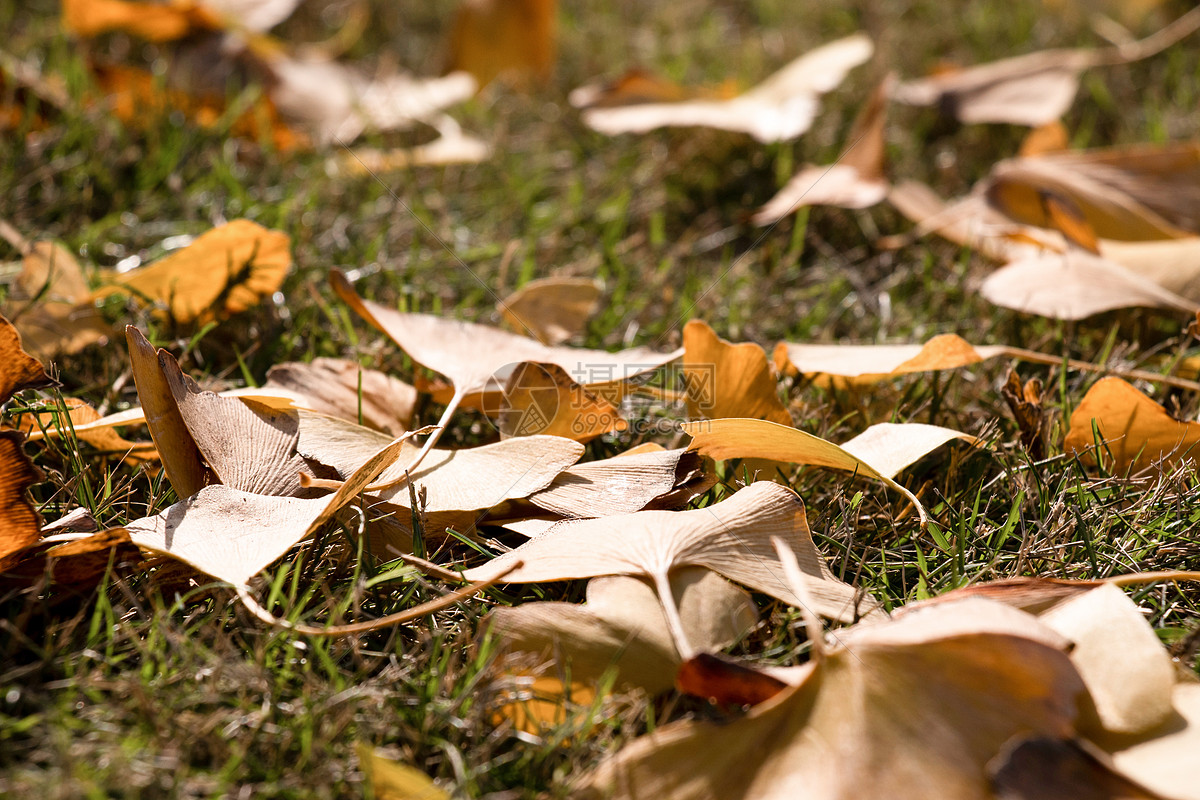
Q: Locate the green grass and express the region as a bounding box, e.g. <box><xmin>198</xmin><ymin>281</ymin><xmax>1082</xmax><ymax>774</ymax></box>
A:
<box><xmin>4</xmin><ymin>0</ymin><xmax>1200</xmax><ymax>796</ymax></box>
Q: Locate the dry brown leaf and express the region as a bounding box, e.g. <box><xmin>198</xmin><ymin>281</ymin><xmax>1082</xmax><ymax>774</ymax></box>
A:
<box><xmin>5</xmin><ymin>240</ymin><xmax>109</xmax><ymax>359</ymax></box>
<box><xmin>1098</xmin><ymin>237</ymin><xmax>1200</xmax><ymax>302</ymax></box>
<box><xmin>567</xmin><ymin>68</ymin><xmax>732</xmax><ymax>109</ymax></box>
<box><xmin>1063</xmin><ymin>377</ymin><xmax>1200</xmax><ymax>473</ymax></box>
<box><xmin>526</xmin><ymin>448</ymin><xmax>705</xmax><ymax>518</ymax></box>
<box><xmin>265</xmin><ymin>357</ymin><xmax>416</xmax><ymax>436</ymax></box>
<box><xmin>572</xmin><ymin>34</ymin><xmax>873</xmax><ymax>143</ymax></box>
<box><xmin>356</xmin><ymin>743</ymin><xmax>451</xmax><ymax>800</ymax></box>
<box><xmin>1019</xmin><ymin>121</ymin><xmax>1071</xmax><ymax>157</ymax></box>
<box><xmin>294</xmin><ymin>411</ymin><xmax>583</xmax><ymax>510</ymax></box>
<box><xmin>0</xmin><ymin>429</ymin><xmax>44</xmax><ymax>569</ymax></box>
<box><xmin>580</xmin><ymin>598</ymin><xmax>1085</xmax><ymax>800</ymax></box>
<box><xmin>498</xmin><ymin>277</ymin><xmax>601</xmax><ymax>345</ymax></box>
<box><xmin>773</xmin><ymin>333</ymin><xmax>1008</xmax><ymax>386</ymax></box>
<box><xmin>124</xmin><ymin>427</ymin><xmax>416</xmax><ymax>589</ymax></box>
<box><xmin>62</xmin><ymin>0</ymin><xmax>220</xmax><ymax>41</ymax></box>
<box><xmin>127</xmin><ymin>326</ymin><xmax>212</xmax><ymax>498</ymax></box>
<box><xmin>1039</xmin><ymin>583</ymin><xmax>1177</xmax><ymax>738</ymax></box>
<box><xmin>487</xmin><ymin>568</ymin><xmax>755</xmax><ymax>729</ymax></box>
<box><xmin>94</xmin><ymin>220</ymin><xmax>291</xmax><ymax>323</ymax></box>
<box><xmin>499</xmin><ymin>362</ymin><xmax>625</xmax><ymax>442</ymax></box>
<box><xmin>892</xmin><ymin>8</ymin><xmax>1200</xmax><ymax>125</ymax></box>
<box><xmin>682</xmin><ymin>320</ymin><xmax>790</xmax><ymax>424</ymax></box>
<box><xmin>465</xmin><ymin>482</ymin><xmax>876</xmax><ymax>630</ymax></box>
<box><xmin>0</xmin><ymin>528</ymin><xmax>139</xmax><ymax>588</ymax></box>
<box><xmin>0</xmin><ymin>314</ymin><xmax>55</xmax><ymax>404</ymax></box>
<box><xmin>753</xmin><ymin>75</ymin><xmax>892</xmax><ymax>224</ymax></box>
<box><xmin>980</xmin><ymin>249</ymin><xmax>1196</xmax><ymax>320</ymax></box>
<box><xmin>263</xmin><ymin>53</ymin><xmax>477</xmax><ymax>145</ymax></box>
<box><xmin>1109</xmin><ymin>683</ymin><xmax>1200</xmax><ymax>800</ymax></box>
<box><xmin>985</xmin><ymin>142</ymin><xmax>1200</xmax><ymax>241</ymax></box>
<box><xmin>329</xmin><ymin>124</ymin><xmax>490</xmax><ymax>174</ymax></box>
<box><xmin>444</xmin><ymin>0</ymin><xmax>557</xmax><ymax>87</ymax></box>
<box><xmin>1002</xmin><ymin>369</ymin><xmax>1047</xmax><ymax>459</ymax></box>
<box><xmin>681</xmin><ymin>418</ymin><xmax>979</xmax><ymax>527</ymax></box>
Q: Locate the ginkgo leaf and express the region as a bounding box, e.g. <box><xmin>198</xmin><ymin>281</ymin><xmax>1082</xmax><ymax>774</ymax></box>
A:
<box><xmin>682</xmin><ymin>320</ymin><xmax>790</xmax><ymax>424</ymax></box>
<box><xmin>329</xmin><ymin>121</ymin><xmax>491</xmax><ymax>174</ymax></box>
<box><xmin>1039</xmin><ymin>583</ymin><xmax>1176</xmax><ymax>737</ymax></box>
<box><xmin>573</xmin><ymin>33</ymin><xmax>873</xmax><ymax>143</ymax></box>
<box><xmin>0</xmin><ymin>528</ymin><xmax>138</xmax><ymax>589</ymax></box>
<box><xmin>526</xmin><ymin>448</ymin><xmax>707</xmax><ymax>517</ymax></box>
<box><xmin>443</xmin><ymin>0</ymin><xmax>557</xmax><ymax>87</ymax></box>
<box><xmin>499</xmin><ymin>362</ymin><xmax>625</xmax><ymax>441</ymax></box>
<box><xmin>127</xmin><ymin>326</ymin><xmax>213</xmax><ymax>498</ymax></box>
<box><xmin>487</xmin><ymin>568</ymin><xmax>755</xmax><ymax>716</ymax></box>
<box><xmin>4</xmin><ymin>238</ymin><xmax>108</xmax><ymax>359</ymax></box>
<box><xmin>773</xmin><ymin>333</ymin><xmax>1008</xmax><ymax>386</ymax></box>
<box><xmin>356</xmin><ymin>743</ymin><xmax>451</xmax><ymax>800</ymax></box>
<box><xmin>753</xmin><ymin>75</ymin><xmax>892</xmax><ymax>224</ymax></box>
<box><xmin>0</xmin><ymin>429</ymin><xmax>44</xmax><ymax>569</ymax></box>
<box><xmin>984</xmin><ymin>142</ymin><xmax>1200</xmax><ymax>241</ymax></box>
<box><xmin>62</xmin><ymin>0</ymin><xmax>221</xmax><ymax>41</ymax></box>
<box><xmin>567</xmin><ymin>68</ymin><xmax>734</xmax><ymax>110</ymax></box>
<box><xmin>980</xmin><ymin>249</ymin><xmax>1196</xmax><ymax>319</ymax></box>
<box><xmin>891</xmin><ymin>7</ymin><xmax>1200</xmax><ymax>126</ymax></box>
<box><xmin>294</xmin><ymin>410</ymin><xmax>583</xmax><ymax>510</ymax></box>
<box><xmin>579</xmin><ymin>598</ymin><xmax>1086</xmax><ymax>800</ymax></box>
<box><xmin>264</xmin><ymin>357</ymin><xmax>417</xmax><ymax>436</ymax></box>
<box><xmin>681</xmin><ymin>418</ymin><xmax>979</xmax><ymax>527</ymax></box>
<box><xmin>988</xmin><ymin>737</ymin><xmax>1167</xmax><ymax>800</ymax></box>
<box><xmin>1063</xmin><ymin>377</ymin><xmax>1200</xmax><ymax>473</ymax></box>
<box><xmin>124</xmin><ymin>428</ymin><xmax>415</xmax><ymax>588</ymax></box>
<box><xmin>0</xmin><ymin>314</ymin><xmax>55</xmax><ymax>404</ymax></box>
<box><xmin>160</xmin><ymin>353</ymin><xmax>309</xmax><ymax>496</ymax></box>
<box><xmin>1109</xmin><ymin>683</ymin><xmax>1200</xmax><ymax>800</ymax></box>
<box><xmin>464</xmin><ymin>482</ymin><xmax>877</xmax><ymax>630</ymax></box>
<box><xmin>498</xmin><ymin>277</ymin><xmax>602</xmax><ymax>345</ymax></box>
<box><xmin>93</xmin><ymin>220</ymin><xmax>292</xmax><ymax>323</ymax></box>
<box><xmin>263</xmin><ymin>53</ymin><xmax>477</xmax><ymax>144</ymax></box>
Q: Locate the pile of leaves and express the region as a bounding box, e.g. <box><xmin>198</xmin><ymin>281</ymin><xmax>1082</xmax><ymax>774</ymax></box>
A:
<box><xmin>4</xmin><ymin>0</ymin><xmax>1200</xmax><ymax>798</ymax></box>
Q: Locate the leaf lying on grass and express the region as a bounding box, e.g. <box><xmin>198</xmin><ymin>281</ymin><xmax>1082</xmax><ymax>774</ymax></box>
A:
<box><xmin>498</xmin><ymin>276</ymin><xmax>602</xmax><ymax>345</ymax></box>
<box><xmin>93</xmin><ymin>220</ymin><xmax>292</xmax><ymax>324</ymax></box>
<box><xmin>522</xmin><ymin>448</ymin><xmax>710</xmax><ymax>518</ymax></box>
<box><xmin>682</xmin><ymin>320</ymin><xmax>790</xmax><ymax>424</ymax></box>
<box><xmin>681</xmin><ymin>417</ymin><xmax>979</xmax><ymax>528</ymax></box>
<box><xmin>0</xmin><ymin>314</ymin><xmax>55</xmax><ymax>402</ymax></box>
<box><xmin>465</xmin><ymin>482</ymin><xmax>877</xmax><ymax>640</ymax></box>
<box><xmin>264</xmin><ymin>357</ymin><xmax>417</xmax><ymax>436</ymax></box>
<box><xmin>773</xmin><ymin>333</ymin><xmax>1008</xmax><ymax>386</ymax></box>
<box><xmin>892</xmin><ymin>6</ymin><xmax>1200</xmax><ymax>125</ymax></box>
<box><xmin>498</xmin><ymin>362</ymin><xmax>625</xmax><ymax>441</ymax></box>
<box><xmin>753</xmin><ymin>75</ymin><xmax>892</xmax><ymax>224</ymax></box>
<box><xmin>571</xmin><ymin>33</ymin><xmax>873</xmax><ymax>143</ymax></box>
<box><xmin>1063</xmin><ymin>377</ymin><xmax>1200</xmax><ymax>474</ymax></box>
<box><xmin>13</xmin><ymin>398</ymin><xmax>156</xmax><ymax>465</ymax></box>
<box><xmin>0</xmin><ymin>429</ymin><xmax>45</xmax><ymax>569</ymax></box>
<box><xmin>581</xmin><ymin>598</ymin><xmax>1085</xmax><ymax>800</ymax></box>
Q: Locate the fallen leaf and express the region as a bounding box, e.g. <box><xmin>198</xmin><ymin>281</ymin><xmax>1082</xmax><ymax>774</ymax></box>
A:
<box><xmin>263</xmin><ymin>53</ymin><xmax>477</xmax><ymax>144</ymax></box>
<box><xmin>356</xmin><ymin>743</ymin><xmax>451</xmax><ymax>800</ymax></box>
<box><xmin>265</xmin><ymin>357</ymin><xmax>416</xmax><ymax>436</ymax></box>
<box><xmin>681</xmin><ymin>418</ymin><xmax>979</xmax><ymax>527</ymax></box>
<box><xmin>62</xmin><ymin>0</ymin><xmax>220</xmax><ymax>41</ymax></box>
<box><xmin>486</xmin><ymin>567</ymin><xmax>755</xmax><ymax>700</ymax></box>
<box><xmin>773</xmin><ymin>333</ymin><xmax>1008</xmax><ymax>386</ymax></box>
<box><xmin>980</xmin><ymin>249</ymin><xmax>1196</xmax><ymax>319</ymax></box>
<box><xmin>294</xmin><ymin>410</ymin><xmax>583</xmax><ymax>510</ymax></box>
<box><xmin>572</xmin><ymin>33</ymin><xmax>873</xmax><ymax>143</ymax></box>
<box><xmin>579</xmin><ymin>598</ymin><xmax>1085</xmax><ymax>800</ymax></box>
<box><xmin>682</xmin><ymin>320</ymin><xmax>790</xmax><ymax>424</ymax></box>
<box><xmin>4</xmin><ymin>239</ymin><xmax>109</xmax><ymax>359</ymax></box>
<box><xmin>329</xmin><ymin>122</ymin><xmax>490</xmax><ymax>174</ymax></box>
<box><xmin>93</xmin><ymin>220</ymin><xmax>292</xmax><ymax>323</ymax></box>
<box><xmin>444</xmin><ymin>0</ymin><xmax>557</xmax><ymax>87</ymax></box>
<box><xmin>1063</xmin><ymin>377</ymin><xmax>1200</xmax><ymax>473</ymax></box>
<box><xmin>1109</xmin><ymin>683</ymin><xmax>1200</xmax><ymax>800</ymax></box>
<box><xmin>1018</xmin><ymin>121</ymin><xmax>1071</xmax><ymax>157</ymax></box>
<box><xmin>0</xmin><ymin>429</ymin><xmax>44</xmax><ymax>569</ymax></box>
<box><xmin>1002</xmin><ymin>370</ymin><xmax>1047</xmax><ymax>459</ymax></box>
<box><xmin>892</xmin><ymin>7</ymin><xmax>1200</xmax><ymax>125</ymax></box>
<box><xmin>499</xmin><ymin>362</ymin><xmax>625</xmax><ymax>441</ymax></box>
<box><xmin>498</xmin><ymin>277</ymin><xmax>602</xmax><ymax>345</ymax></box>
<box><xmin>753</xmin><ymin>75</ymin><xmax>892</xmax><ymax>224</ymax></box>
<box><xmin>675</xmin><ymin>652</ymin><xmax>790</xmax><ymax>708</ymax></box>
<box><xmin>0</xmin><ymin>528</ymin><xmax>139</xmax><ymax>588</ymax></box>
<box><xmin>0</xmin><ymin>314</ymin><xmax>55</xmax><ymax>403</ymax></box>
<box><xmin>1039</xmin><ymin>583</ymin><xmax>1177</xmax><ymax>737</ymax></box>
<box><xmin>567</xmin><ymin>68</ymin><xmax>730</xmax><ymax>109</ymax></box>
<box><xmin>465</xmin><ymin>481</ymin><xmax>877</xmax><ymax>629</ymax></box>
<box><xmin>525</xmin><ymin>448</ymin><xmax>708</xmax><ymax>517</ymax></box>
<box><xmin>985</xmin><ymin>142</ymin><xmax>1200</xmax><ymax>241</ymax></box>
